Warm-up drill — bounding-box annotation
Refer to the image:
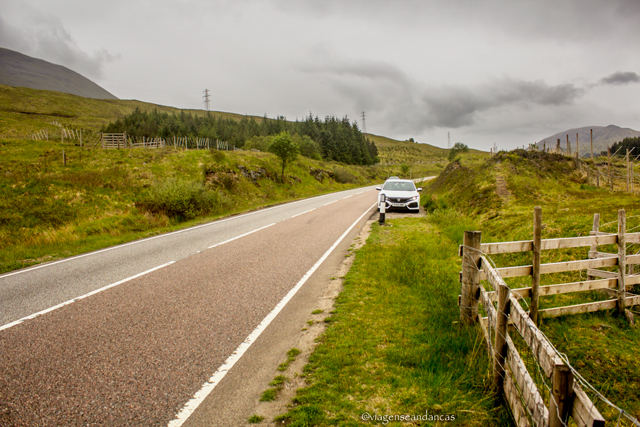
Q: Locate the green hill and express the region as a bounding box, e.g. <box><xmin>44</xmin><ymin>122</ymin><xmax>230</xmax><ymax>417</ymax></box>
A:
<box><xmin>423</xmin><ymin>149</ymin><xmax>640</xmax><ymax>422</ymax></box>
<box><xmin>0</xmin><ymin>84</ymin><xmax>257</xmax><ymax>139</ymax></box>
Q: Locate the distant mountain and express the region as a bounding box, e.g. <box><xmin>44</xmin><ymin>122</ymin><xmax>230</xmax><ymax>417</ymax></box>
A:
<box><xmin>0</xmin><ymin>48</ymin><xmax>117</xmax><ymax>100</ymax></box>
<box><xmin>536</xmin><ymin>125</ymin><xmax>640</xmax><ymax>155</ymax></box>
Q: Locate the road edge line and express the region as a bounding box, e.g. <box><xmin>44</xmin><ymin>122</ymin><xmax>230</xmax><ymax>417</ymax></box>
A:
<box><xmin>167</xmin><ymin>202</ymin><xmax>377</xmax><ymax>427</ymax></box>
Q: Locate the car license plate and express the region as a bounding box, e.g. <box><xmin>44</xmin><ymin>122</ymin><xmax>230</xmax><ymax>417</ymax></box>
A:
<box><xmin>391</xmin><ymin>203</ymin><xmax>405</xmax><ymax>207</ymax></box>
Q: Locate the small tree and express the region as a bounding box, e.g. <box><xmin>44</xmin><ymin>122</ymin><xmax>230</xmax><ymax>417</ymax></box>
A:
<box><xmin>269</xmin><ymin>131</ymin><xmax>299</xmax><ymax>183</ymax></box>
<box><xmin>448</xmin><ymin>142</ymin><xmax>469</xmax><ymax>161</ymax></box>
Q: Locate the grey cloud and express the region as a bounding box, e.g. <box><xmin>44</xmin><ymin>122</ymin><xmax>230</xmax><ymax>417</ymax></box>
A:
<box><xmin>600</xmin><ymin>71</ymin><xmax>640</xmax><ymax>86</ymax></box>
<box><xmin>305</xmin><ymin>56</ymin><xmax>589</xmax><ymax>132</ymax></box>
<box><xmin>0</xmin><ymin>12</ymin><xmax>117</xmax><ymax>79</ymax></box>
<box><xmin>418</xmin><ymin>79</ymin><xmax>586</xmax><ymax>128</ymax></box>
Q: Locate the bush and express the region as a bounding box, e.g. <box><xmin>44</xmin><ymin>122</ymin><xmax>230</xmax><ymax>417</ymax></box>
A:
<box><xmin>448</xmin><ymin>142</ymin><xmax>469</xmax><ymax>161</ymax></box>
<box><xmin>332</xmin><ymin>167</ymin><xmax>356</xmax><ymax>183</ymax></box>
<box><xmin>136</xmin><ymin>178</ymin><xmax>218</xmax><ymax>220</ymax></box>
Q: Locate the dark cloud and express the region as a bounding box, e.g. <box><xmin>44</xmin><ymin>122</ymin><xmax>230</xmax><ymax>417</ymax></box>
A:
<box><xmin>304</xmin><ymin>56</ymin><xmax>589</xmax><ymax>132</ymax></box>
<box><xmin>0</xmin><ymin>12</ymin><xmax>117</xmax><ymax>79</ymax></box>
<box><xmin>418</xmin><ymin>79</ymin><xmax>586</xmax><ymax>128</ymax></box>
<box><xmin>600</xmin><ymin>71</ymin><xmax>640</xmax><ymax>86</ymax></box>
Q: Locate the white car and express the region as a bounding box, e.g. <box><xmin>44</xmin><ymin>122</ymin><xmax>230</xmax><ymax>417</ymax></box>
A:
<box><xmin>376</xmin><ymin>178</ymin><xmax>422</xmax><ymax>212</ymax></box>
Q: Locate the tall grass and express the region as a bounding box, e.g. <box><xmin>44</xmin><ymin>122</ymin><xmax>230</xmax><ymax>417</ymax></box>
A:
<box><xmin>423</xmin><ymin>150</ymin><xmax>640</xmax><ymax>423</ymax></box>
<box><xmin>279</xmin><ymin>216</ymin><xmax>511</xmax><ymax>426</ymax></box>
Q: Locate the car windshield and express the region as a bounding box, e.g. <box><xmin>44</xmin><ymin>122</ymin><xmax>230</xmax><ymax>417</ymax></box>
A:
<box><xmin>382</xmin><ymin>181</ymin><xmax>416</xmax><ymax>191</ymax></box>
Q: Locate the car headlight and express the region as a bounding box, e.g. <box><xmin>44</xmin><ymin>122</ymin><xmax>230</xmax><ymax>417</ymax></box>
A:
<box><xmin>408</xmin><ymin>196</ymin><xmax>419</xmax><ymax>201</ymax></box>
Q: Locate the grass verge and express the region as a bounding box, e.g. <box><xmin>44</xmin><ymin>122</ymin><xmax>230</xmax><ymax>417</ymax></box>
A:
<box><xmin>277</xmin><ymin>215</ymin><xmax>512</xmax><ymax>426</ymax></box>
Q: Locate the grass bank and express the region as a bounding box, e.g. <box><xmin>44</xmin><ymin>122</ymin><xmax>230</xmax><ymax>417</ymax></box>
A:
<box><xmin>276</xmin><ymin>213</ymin><xmax>512</xmax><ymax>426</ymax></box>
<box><xmin>424</xmin><ymin>150</ymin><xmax>640</xmax><ymax>423</ymax></box>
<box><xmin>0</xmin><ymin>138</ymin><xmax>409</xmax><ymax>274</ymax></box>
<box><xmin>276</xmin><ymin>149</ymin><xmax>639</xmax><ymax>426</ymax></box>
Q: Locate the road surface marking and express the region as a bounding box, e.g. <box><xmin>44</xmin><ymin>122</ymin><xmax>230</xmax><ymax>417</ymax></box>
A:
<box><xmin>291</xmin><ymin>209</ymin><xmax>315</xmax><ymax>218</ymax></box>
<box><xmin>0</xmin><ymin>261</ymin><xmax>176</xmax><ymax>332</ymax></box>
<box><xmin>323</xmin><ymin>200</ymin><xmax>337</xmax><ymax>206</ymax></box>
<box><xmin>0</xmin><ymin>191</ymin><xmax>346</xmax><ymax>279</ymax></box>
<box><xmin>167</xmin><ymin>202</ymin><xmax>377</xmax><ymax>427</ymax></box>
<box><xmin>208</xmin><ymin>223</ymin><xmax>275</xmax><ymax>249</ymax></box>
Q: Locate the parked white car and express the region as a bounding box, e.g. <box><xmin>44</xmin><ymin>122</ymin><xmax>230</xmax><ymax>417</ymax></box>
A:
<box><xmin>376</xmin><ymin>178</ymin><xmax>422</xmax><ymax>212</ymax></box>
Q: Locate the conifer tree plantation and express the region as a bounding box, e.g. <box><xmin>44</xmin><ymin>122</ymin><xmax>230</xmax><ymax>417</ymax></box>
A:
<box><xmin>102</xmin><ymin>109</ymin><xmax>380</xmax><ymax>166</ymax></box>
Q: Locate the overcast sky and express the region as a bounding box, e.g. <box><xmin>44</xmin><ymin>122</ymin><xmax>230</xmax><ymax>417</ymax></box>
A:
<box><xmin>2</xmin><ymin>0</ymin><xmax>640</xmax><ymax>150</ymax></box>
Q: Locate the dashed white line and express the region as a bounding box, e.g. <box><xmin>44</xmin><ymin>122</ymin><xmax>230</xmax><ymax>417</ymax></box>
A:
<box><xmin>167</xmin><ymin>202</ymin><xmax>377</xmax><ymax>427</ymax></box>
<box><xmin>291</xmin><ymin>209</ymin><xmax>315</xmax><ymax>218</ymax></box>
<box><xmin>0</xmin><ymin>261</ymin><xmax>176</xmax><ymax>332</ymax></box>
<box><xmin>208</xmin><ymin>223</ymin><xmax>276</xmax><ymax>249</ymax></box>
<box><xmin>342</xmin><ymin>194</ymin><xmax>353</xmax><ymax>199</ymax></box>
<box><xmin>324</xmin><ymin>200</ymin><xmax>337</xmax><ymax>206</ymax></box>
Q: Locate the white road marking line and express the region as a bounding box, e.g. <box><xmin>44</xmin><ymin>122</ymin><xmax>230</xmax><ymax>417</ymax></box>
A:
<box><xmin>0</xmin><ymin>191</ymin><xmax>344</xmax><ymax>280</ymax></box>
<box><xmin>208</xmin><ymin>223</ymin><xmax>275</xmax><ymax>249</ymax></box>
<box><xmin>324</xmin><ymin>200</ymin><xmax>337</xmax><ymax>206</ymax></box>
<box><xmin>0</xmin><ymin>261</ymin><xmax>176</xmax><ymax>332</ymax></box>
<box><xmin>168</xmin><ymin>202</ymin><xmax>378</xmax><ymax>427</ymax></box>
<box><xmin>342</xmin><ymin>194</ymin><xmax>353</xmax><ymax>199</ymax></box>
<box><xmin>291</xmin><ymin>209</ymin><xmax>315</xmax><ymax>218</ymax></box>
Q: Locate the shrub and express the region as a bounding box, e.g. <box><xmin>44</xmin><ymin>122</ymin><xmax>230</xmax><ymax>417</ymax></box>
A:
<box><xmin>448</xmin><ymin>142</ymin><xmax>469</xmax><ymax>161</ymax></box>
<box><xmin>136</xmin><ymin>178</ymin><xmax>218</xmax><ymax>220</ymax></box>
<box><xmin>332</xmin><ymin>167</ymin><xmax>356</xmax><ymax>183</ymax></box>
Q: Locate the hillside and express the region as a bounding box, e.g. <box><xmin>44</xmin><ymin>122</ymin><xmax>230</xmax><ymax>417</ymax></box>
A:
<box><xmin>423</xmin><ymin>149</ymin><xmax>640</xmax><ymax>423</ymax></box>
<box><xmin>0</xmin><ymin>48</ymin><xmax>117</xmax><ymax>100</ymax></box>
<box><xmin>0</xmin><ymin>84</ymin><xmax>258</xmax><ymax>139</ymax></box>
<box><xmin>366</xmin><ymin>133</ymin><xmax>449</xmax><ymax>167</ymax></box>
<box><xmin>536</xmin><ymin>125</ymin><xmax>640</xmax><ymax>155</ymax></box>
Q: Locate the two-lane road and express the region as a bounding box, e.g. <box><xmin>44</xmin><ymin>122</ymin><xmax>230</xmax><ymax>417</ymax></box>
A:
<box><xmin>0</xmin><ymin>186</ymin><xmax>380</xmax><ymax>426</ymax></box>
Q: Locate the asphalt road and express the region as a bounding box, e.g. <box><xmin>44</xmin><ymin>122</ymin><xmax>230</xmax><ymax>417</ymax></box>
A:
<box><xmin>0</xmin><ymin>186</ymin><xmax>379</xmax><ymax>426</ymax></box>
<box><xmin>0</xmin><ymin>186</ymin><xmax>377</xmax><ymax>327</ymax></box>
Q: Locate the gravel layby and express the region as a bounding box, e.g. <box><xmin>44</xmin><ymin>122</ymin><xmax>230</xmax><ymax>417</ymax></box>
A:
<box><xmin>0</xmin><ymin>192</ymin><xmax>376</xmax><ymax>426</ymax></box>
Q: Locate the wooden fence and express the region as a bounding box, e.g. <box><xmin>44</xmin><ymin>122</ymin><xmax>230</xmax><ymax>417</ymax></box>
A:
<box><xmin>460</xmin><ymin>207</ymin><xmax>640</xmax><ymax>427</ymax></box>
<box><xmin>531</xmin><ymin>132</ymin><xmax>639</xmax><ymax>194</ymax></box>
<box><xmin>100</xmin><ymin>133</ymin><xmax>234</xmax><ymax>151</ymax></box>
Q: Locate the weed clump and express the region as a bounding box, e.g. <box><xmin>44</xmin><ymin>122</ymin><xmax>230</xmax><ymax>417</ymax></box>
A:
<box><xmin>136</xmin><ymin>178</ymin><xmax>220</xmax><ymax>220</ymax></box>
<box><xmin>332</xmin><ymin>167</ymin><xmax>356</xmax><ymax>184</ymax></box>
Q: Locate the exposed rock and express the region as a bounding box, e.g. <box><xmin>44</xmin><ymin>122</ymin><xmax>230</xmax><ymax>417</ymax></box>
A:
<box><xmin>309</xmin><ymin>168</ymin><xmax>334</xmax><ymax>182</ymax></box>
<box><xmin>237</xmin><ymin>165</ymin><xmax>274</xmax><ymax>185</ymax></box>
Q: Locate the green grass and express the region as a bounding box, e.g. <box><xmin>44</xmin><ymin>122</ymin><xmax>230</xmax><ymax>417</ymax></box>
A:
<box><xmin>278</xmin><ymin>216</ymin><xmax>512</xmax><ymax>426</ymax></box>
<box><xmin>425</xmin><ymin>149</ymin><xmax>640</xmax><ymax>423</ymax></box>
<box><xmin>247</xmin><ymin>414</ymin><xmax>265</xmax><ymax>423</ymax></box>
<box><xmin>0</xmin><ymin>138</ymin><xmax>396</xmax><ymax>274</ymax></box>
<box><xmin>277</xmin><ymin>348</ymin><xmax>301</xmax><ymax>372</ymax></box>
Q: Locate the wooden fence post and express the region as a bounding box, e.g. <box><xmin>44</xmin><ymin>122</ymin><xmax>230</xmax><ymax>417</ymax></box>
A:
<box><xmin>590</xmin><ymin>128</ymin><xmax>593</xmax><ymax>161</ymax></box>
<box><xmin>493</xmin><ymin>283</ymin><xmax>511</xmax><ymax>390</ymax></box>
<box><xmin>531</xmin><ymin>207</ymin><xmax>542</xmax><ymax>326</ymax></box>
<box><xmin>608</xmin><ymin>148</ymin><xmax>613</xmax><ymax>190</ymax></box>
<box><xmin>567</xmin><ymin>134</ymin><xmax>570</xmax><ymax>156</ymax></box>
<box><xmin>618</xmin><ymin>209</ymin><xmax>626</xmax><ymax>315</ymax></box>
<box><xmin>461</xmin><ymin>231</ymin><xmax>482</xmax><ymax>324</ymax></box>
<box><xmin>576</xmin><ymin>133</ymin><xmax>579</xmax><ymax>162</ymax></box>
<box><xmin>627</xmin><ymin>149</ymin><xmax>631</xmax><ymax>192</ymax></box>
<box><xmin>549</xmin><ymin>364</ymin><xmax>574</xmax><ymax>427</ymax></box>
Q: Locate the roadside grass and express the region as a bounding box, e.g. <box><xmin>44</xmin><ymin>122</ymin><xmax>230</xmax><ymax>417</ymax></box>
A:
<box><xmin>277</xmin><ymin>216</ymin><xmax>512</xmax><ymax>426</ymax></box>
<box><xmin>424</xmin><ymin>150</ymin><xmax>640</xmax><ymax>422</ymax></box>
<box><xmin>0</xmin><ymin>138</ymin><xmax>395</xmax><ymax>273</ymax></box>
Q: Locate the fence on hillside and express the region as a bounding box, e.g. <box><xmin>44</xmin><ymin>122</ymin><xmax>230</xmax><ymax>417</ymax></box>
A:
<box><xmin>460</xmin><ymin>207</ymin><xmax>640</xmax><ymax>427</ymax></box>
<box><xmin>529</xmin><ymin>133</ymin><xmax>639</xmax><ymax>194</ymax></box>
<box><xmin>31</xmin><ymin>122</ymin><xmax>101</xmax><ymax>146</ymax></box>
<box><xmin>100</xmin><ymin>133</ymin><xmax>234</xmax><ymax>151</ymax></box>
